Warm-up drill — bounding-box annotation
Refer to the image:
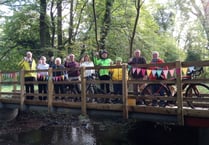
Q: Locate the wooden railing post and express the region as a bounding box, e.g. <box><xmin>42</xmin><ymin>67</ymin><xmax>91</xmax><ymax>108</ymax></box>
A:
<box><xmin>20</xmin><ymin>69</ymin><xmax>25</xmax><ymax>111</ymax></box>
<box><xmin>48</xmin><ymin>68</ymin><xmax>53</xmax><ymax>112</ymax></box>
<box><xmin>122</xmin><ymin>64</ymin><xmax>128</xmax><ymax>119</ymax></box>
<box><xmin>81</xmin><ymin>67</ymin><xmax>87</xmax><ymax>116</ymax></box>
<box><xmin>176</xmin><ymin>61</ymin><xmax>184</xmax><ymax>125</ymax></box>
<box><xmin>13</xmin><ymin>72</ymin><xmax>17</xmax><ymax>93</ymax></box>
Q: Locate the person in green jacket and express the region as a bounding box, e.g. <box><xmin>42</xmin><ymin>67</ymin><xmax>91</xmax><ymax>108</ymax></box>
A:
<box><xmin>18</xmin><ymin>51</ymin><xmax>37</xmax><ymax>100</ymax></box>
<box><xmin>93</xmin><ymin>50</ymin><xmax>113</xmax><ymax>97</ymax></box>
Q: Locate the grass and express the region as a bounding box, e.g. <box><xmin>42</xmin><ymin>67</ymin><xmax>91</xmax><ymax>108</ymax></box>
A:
<box><xmin>1</xmin><ymin>85</ymin><xmax>38</xmax><ymax>92</ymax></box>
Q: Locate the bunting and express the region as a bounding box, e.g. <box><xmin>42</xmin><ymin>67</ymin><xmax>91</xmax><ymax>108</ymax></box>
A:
<box><xmin>53</xmin><ymin>75</ymin><xmax>65</xmax><ymax>81</ymax></box>
<box><xmin>1</xmin><ymin>72</ymin><xmax>19</xmax><ymax>80</ymax></box>
<box><xmin>188</xmin><ymin>66</ymin><xmax>195</xmax><ymax>72</ymax></box>
<box><xmin>130</xmin><ymin>67</ymin><xmax>192</xmax><ymax>79</ymax></box>
<box><xmin>37</xmin><ymin>74</ymin><xmax>49</xmax><ymax>81</ymax></box>
<box><xmin>0</xmin><ymin>67</ymin><xmax>196</xmax><ymax>81</ymax></box>
<box><xmin>136</xmin><ymin>68</ymin><xmax>141</xmax><ymax>74</ymax></box>
<box><xmin>141</xmin><ymin>69</ymin><xmax>146</xmax><ymax>76</ymax></box>
<box><xmin>169</xmin><ymin>69</ymin><xmax>175</xmax><ymax>77</ymax></box>
<box><xmin>163</xmin><ymin>70</ymin><xmax>169</xmax><ymax>79</ymax></box>
<box><xmin>156</xmin><ymin>70</ymin><xmax>162</xmax><ymax>77</ymax></box>
<box><xmin>182</xmin><ymin>67</ymin><xmax>188</xmax><ymax>75</ymax></box>
<box><xmin>146</xmin><ymin>69</ymin><xmax>152</xmax><ymax>76</ymax></box>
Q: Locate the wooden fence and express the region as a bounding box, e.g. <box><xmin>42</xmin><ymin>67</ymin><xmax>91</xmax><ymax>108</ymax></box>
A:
<box><xmin>0</xmin><ymin>60</ymin><xmax>209</xmax><ymax>126</ymax></box>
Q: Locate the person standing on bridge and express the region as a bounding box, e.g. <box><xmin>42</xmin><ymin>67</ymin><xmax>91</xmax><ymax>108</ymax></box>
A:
<box><xmin>18</xmin><ymin>51</ymin><xmax>37</xmax><ymax>100</ymax></box>
<box><xmin>149</xmin><ymin>51</ymin><xmax>168</xmax><ymax>107</ymax></box>
<box><xmin>37</xmin><ymin>56</ymin><xmax>49</xmax><ymax>101</ymax></box>
<box><xmin>80</xmin><ymin>54</ymin><xmax>95</xmax><ymax>78</ymax></box>
<box><xmin>64</xmin><ymin>53</ymin><xmax>81</xmax><ymax>101</ymax></box>
<box><xmin>93</xmin><ymin>50</ymin><xmax>113</xmax><ymax>103</ymax></box>
<box><xmin>128</xmin><ymin>49</ymin><xmax>147</xmax><ymax>105</ymax></box>
<box><xmin>52</xmin><ymin>57</ymin><xmax>66</xmax><ymax>100</ymax></box>
<box><xmin>109</xmin><ymin>57</ymin><xmax>128</xmax><ymax>103</ymax></box>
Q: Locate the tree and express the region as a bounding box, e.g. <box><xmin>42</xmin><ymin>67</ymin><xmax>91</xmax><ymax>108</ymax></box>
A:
<box><xmin>40</xmin><ymin>0</ymin><xmax>50</xmax><ymax>48</ymax></box>
<box><xmin>98</xmin><ymin>0</ymin><xmax>114</xmax><ymax>50</ymax></box>
<box><xmin>129</xmin><ymin>0</ymin><xmax>143</xmax><ymax>57</ymax></box>
<box><xmin>57</xmin><ymin>0</ymin><xmax>63</xmax><ymax>50</ymax></box>
<box><xmin>175</xmin><ymin>0</ymin><xmax>209</xmax><ymax>50</ymax></box>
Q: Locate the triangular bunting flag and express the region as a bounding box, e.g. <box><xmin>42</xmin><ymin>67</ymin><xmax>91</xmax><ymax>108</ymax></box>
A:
<box><xmin>182</xmin><ymin>67</ymin><xmax>188</xmax><ymax>75</ymax></box>
<box><xmin>163</xmin><ymin>70</ymin><xmax>168</xmax><ymax>79</ymax></box>
<box><xmin>147</xmin><ymin>69</ymin><xmax>152</xmax><ymax>76</ymax></box>
<box><xmin>152</xmin><ymin>70</ymin><xmax>157</xmax><ymax>76</ymax></box>
<box><xmin>156</xmin><ymin>70</ymin><xmax>162</xmax><ymax>77</ymax></box>
<box><xmin>132</xmin><ymin>68</ymin><xmax>136</xmax><ymax>73</ymax></box>
<box><xmin>136</xmin><ymin>68</ymin><xmax>141</xmax><ymax>74</ymax></box>
<box><xmin>61</xmin><ymin>75</ymin><xmax>64</xmax><ymax>80</ymax></box>
<box><xmin>188</xmin><ymin>66</ymin><xmax>195</xmax><ymax>72</ymax></box>
<box><xmin>141</xmin><ymin>69</ymin><xmax>146</xmax><ymax>76</ymax></box>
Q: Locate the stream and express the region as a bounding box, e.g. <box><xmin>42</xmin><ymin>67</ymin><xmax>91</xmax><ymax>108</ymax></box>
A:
<box><xmin>0</xmin><ymin>111</ymin><xmax>208</xmax><ymax>145</ymax></box>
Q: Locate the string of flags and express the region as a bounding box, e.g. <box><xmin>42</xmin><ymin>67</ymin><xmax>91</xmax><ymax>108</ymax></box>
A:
<box><xmin>52</xmin><ymin>75</ymin><xmax>65</xmax><ymax>81</ymax></box>
<box><xmin>1</xmin><ymin>72</ymin><xmax>19</xmax><ymax>80</ymax></box>
<box><xmin>0</xmin><ymin>66</ymin><xmax>195</xmax><ymax>80</ymax></box>
<box><xmin>131</xmin><ymin>66</ymin><xmax>195</xmax><ymax>79</ymax></box>
<box><xmin>37</xmin><ymin>74</ymin><xmax>67</xmax><ymax>81</ymax></box>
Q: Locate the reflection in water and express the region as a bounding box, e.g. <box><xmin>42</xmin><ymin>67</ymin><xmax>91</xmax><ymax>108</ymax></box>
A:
<box><xmin>0</xmin><ymin>126</ymin><xmax>96</xmax><ymax>145</ymax></box>
<box><xmin>0</xmin><ymin>120</ymin><xmax>208</xmax><ymax>145</ymax></box>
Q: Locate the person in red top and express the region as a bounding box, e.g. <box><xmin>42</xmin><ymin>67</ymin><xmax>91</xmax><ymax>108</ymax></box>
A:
<box><xmin>149</xmin><ymin>51</ymin><xmax>168</xmax><ymax>107</ymax></box>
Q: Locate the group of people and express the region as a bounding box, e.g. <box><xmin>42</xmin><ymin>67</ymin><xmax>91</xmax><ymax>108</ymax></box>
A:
<box><xmin>18</xmin><ymin>49</ymin><xmax>167</xmax><ymax>106</ymax></box>
<box><xmin>128</xmin><ymin>49</ymin><xmax>167</xmax><ymax>106</ymax></box>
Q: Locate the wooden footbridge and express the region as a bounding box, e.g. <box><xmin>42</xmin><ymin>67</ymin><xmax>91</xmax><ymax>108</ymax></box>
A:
<box><xmin>0</xmin><ymin>60</ymin><xmax>209</xmax><ymax>127</ymax></box>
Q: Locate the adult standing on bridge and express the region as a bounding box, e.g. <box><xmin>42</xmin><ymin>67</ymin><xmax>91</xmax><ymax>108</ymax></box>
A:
<box><xmin>110</xmin><ymin>57</ymin><xmax>128</xmax><ymax>103</ymax></box>
<box><xmin>64</xmin><ymin>54</ymin><xmax>81</xmax><ymax>101</ymax></box>
<box><xmin>53</xmin><ymin>57</ymin><xmax>66</xmax><ymax>100</ymax></box>
<box><xmin>37</xmin><ymin>56</ymin><xmax>49</xmax><ymax>101</ymax></box>
<box><xmin>128</xmin><ymin>49</ymin><xmax>147</xmax><ymax>105</ymax></box>
<box><xmin>149</xmin><ymin>51</ymin><xmax>168</xmax><ymax>107</ymax></box>
<box><xmin>18</xmin><ymin>51</ymin><xmax>37</xmax><ymax>100</ymax></box>
<box><xmin>93</xmin><ymin>50</ymin><xmax>113</xmax><ymax>97</ymax></box>
<box><xmin>80</xmin><ymin>54</ymin><xmax>95</xmax><ymax>77</ymax></box>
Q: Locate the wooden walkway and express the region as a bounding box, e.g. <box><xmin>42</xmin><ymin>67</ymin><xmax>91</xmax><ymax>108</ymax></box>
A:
<box><xmin>0</xmin><ymin>60</ymin><xmax>209</xmax><ymax>127</ymax></box>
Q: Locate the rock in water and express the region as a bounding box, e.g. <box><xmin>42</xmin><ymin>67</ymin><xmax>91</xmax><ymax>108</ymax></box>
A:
<box><xmin>0</xmin><ymin>108</ymin><xmax>18</xmax><ymax>122</ymax></box>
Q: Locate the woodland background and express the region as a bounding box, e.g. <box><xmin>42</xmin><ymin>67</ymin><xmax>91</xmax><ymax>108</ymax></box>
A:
<box><xmin>0</xmin><ymin>0</ymin><xmax>209</xmax><ymax>71</ymax></box>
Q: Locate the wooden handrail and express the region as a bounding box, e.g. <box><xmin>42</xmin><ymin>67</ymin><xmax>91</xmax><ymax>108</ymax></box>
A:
<box><xmin>0</xmin><ymin>60</ymin><xmax>208</xmax><ymax>125</ymax></box>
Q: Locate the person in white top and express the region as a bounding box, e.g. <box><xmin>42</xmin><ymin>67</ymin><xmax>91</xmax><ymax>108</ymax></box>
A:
<box><xmin>80</xmin><ymin>54</ymin><xmax>96</xmax><ymax>102</ymax></box>
<box><xmin>80</xmin><ymin>54</ymin><xmax>95</xmax><ymax>77</ymax></box>
<box><xmin>37</xmin><ymin>56</ymin><xmax>49</xmax><ymax>100</ymax></box>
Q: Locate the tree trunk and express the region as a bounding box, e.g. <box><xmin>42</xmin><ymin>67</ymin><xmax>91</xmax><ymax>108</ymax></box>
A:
<box><xmin>99</xmin><ymin>0</ymin><xmax>114</xmax><ymax>50</ymax></box>
<box><xmin>68</xmin><ymin>0</ymin><xmax>74</xmax><ymax>46</ymax></box>
<box><xmin>73</xmin><ymin>1</ymin><xmax>88</xmax><ymax>42</ymax></box>
<box><xmin>57</xmin><ymin>0</ymin><xmax>63</xmax><ymax>51</ymax></box>
<box><xmin>50</xmin><ymin>0</ymin><xmax>55</xmax><ymax>48</ymax></box>
<box><xmin>40</xmin><ymin>0</ymin><xmax>51</xmax><ymax>49</ymax></box>
<box><xmin>92</xmin><ymin>0</ymin><xmax>99</xmax><ymax>50</ymax></box>
<box><xmin>129</xmin><ymin>0</ymin><xmax>142</xmax><ymax>57</ymax></box>
<box><xmin>40</xmin><ymin>0</ymin><xmax>47</xmax><ymax>48</ymax></box>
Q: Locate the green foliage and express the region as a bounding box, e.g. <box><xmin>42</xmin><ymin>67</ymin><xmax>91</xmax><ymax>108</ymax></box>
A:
<box><xmin>185</xmin><ymin>49</ymin><xmax>201</xmax><ymax>61</ymax></box>
<box><xmin>0</xmin><ymin>0</ymin><xmax>208</xmax><ymax>71</ymax></box>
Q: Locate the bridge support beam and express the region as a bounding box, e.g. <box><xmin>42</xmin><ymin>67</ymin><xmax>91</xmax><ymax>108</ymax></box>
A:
<box><xmin>176</xmin><ymin>61</ymin><xmax>184</xmax><ymax>125</ymax></box>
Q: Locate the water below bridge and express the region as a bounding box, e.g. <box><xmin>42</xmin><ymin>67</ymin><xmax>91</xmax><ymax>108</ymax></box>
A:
<box><xmin>0</xmin><ymin>111</ymin><xmax>208</xmax><ymax>145</ymax></box>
